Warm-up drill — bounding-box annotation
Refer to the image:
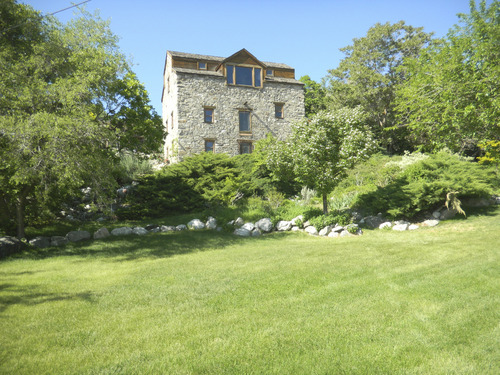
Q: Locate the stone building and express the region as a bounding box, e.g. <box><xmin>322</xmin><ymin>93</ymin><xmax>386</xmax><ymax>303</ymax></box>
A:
<box><xmin>162</xmin><ymin>48</ymin><xmax>305</xmax><ymax>163</ymax></box>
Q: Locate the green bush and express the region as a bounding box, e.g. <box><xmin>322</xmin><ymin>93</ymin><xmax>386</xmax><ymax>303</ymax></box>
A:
<box><xmin>354</xmin><ymin>150</ymin><xmax>496</xmax><ymax>219</ymax></box>
<box><xmin>308</xmin><ymin>211</ymin><xmax>352</xmax><ymax>229</ymax></box>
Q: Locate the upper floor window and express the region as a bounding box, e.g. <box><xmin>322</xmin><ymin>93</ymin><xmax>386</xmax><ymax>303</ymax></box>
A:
<box><xmin>226</xmin><ymin>65</ymin><xmax>262</xmax><ymax>88</ymax></box>
<box><xmin>239</xmin><ymin>110</ymin><xmax>251</xmax><ymax>132</ymax></box>
<box><xmin>204</xmin><ymin>107</ymin><xmax>214</xmax><ymax>123</ymax></box>
<box><xmin>198</xmin><ymin>62</ymin><xmax>207</xmax><ymax>70</ymax></box>
<box><xmin>266</xmin><ymin>69</ymin><xmax>273</xmax><ymax>76</ymax></box>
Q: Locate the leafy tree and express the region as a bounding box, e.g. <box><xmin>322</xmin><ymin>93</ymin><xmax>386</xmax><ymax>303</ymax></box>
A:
<box><xmin>299</xmin><ymin>75</ymin><xmax>327</xmax><ymax>117</ymax></box>
<box><xmin>0</xmin><ymin>1</ymin><xmax>163</xmax><ymax>238</ymax></box>
<box><xmin>267</xmin><ymin>107</ymin><xmax>376</xmax><ymax>214</ymax></box>
<box><xmin>324</xmin><ymin>21</ymin><xmax>433</xmax><ymax>153</ymax></box>
<box><xmin>395</xmin><ymin>0</ymin><xmax>499</xmax><ymax>154</ymax></box>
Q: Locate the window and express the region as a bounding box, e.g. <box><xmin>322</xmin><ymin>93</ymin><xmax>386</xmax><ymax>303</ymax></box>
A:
<box><xmin>226</xmin><ymin>65</ymin><xmax>262</xmax><ymax>87</ymax></box>
<box><xmin>266</xmin><ymin>69</ymin><xmax>273</xmax><ymax>76</ymax></box>
<box><xmin>239</xmin><ymin>111</ymin><xmax>251</xmax><ymax>132</ymax></box>
<box><xmin>205</xmin><ymin>139</ymin><xmax>215</xmax><ymax>153</ymax></box>
<box><xmin>198</xmin><ymin>62</ymin><xmax>207</xmax><ymax>70</ymax></box>
<box><xmin>171</xmin><ymin>111</ymin><xmax>174</xmax><ymax>130</ymax></box>
<box><xmin>275</xmin><ymin>103</ymin><xmax>284</xmax><ymax>119</ymax></box>
<box><xmin>204</xmin><ymin>107</ymin><xmax>214</xmax><ymax>123</ymax></box>
<box><xmin>239</xmin><ymin>142</ymin><xmax>253</xmax><ymax>154</ymax></box>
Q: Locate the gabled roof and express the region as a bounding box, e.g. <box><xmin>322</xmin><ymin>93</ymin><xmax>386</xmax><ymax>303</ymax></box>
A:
<box><xmin>218</xmin><ymin>48</ymin><xmax>267</xmax><ymax>69</ymax></box>
<box><xmin>167</xmin><ymin>49</ymin><xmax>295</xmax><ymax>71</ymax></box>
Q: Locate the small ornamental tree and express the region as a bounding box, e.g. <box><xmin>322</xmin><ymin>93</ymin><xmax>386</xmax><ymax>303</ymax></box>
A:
<box><xmin>268</xmin><ymin>107</ymin><xmax>376</xmax><ymax>214</ymax></box>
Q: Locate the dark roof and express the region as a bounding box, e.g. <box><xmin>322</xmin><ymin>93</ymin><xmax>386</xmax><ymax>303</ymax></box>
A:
<box><xmin>167</xmin><ymin>49</ymin><xmax>294</xmax><ymax>70</ymax></box>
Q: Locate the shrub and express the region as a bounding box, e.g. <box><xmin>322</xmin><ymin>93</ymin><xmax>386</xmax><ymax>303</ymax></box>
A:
<box><xmin>354</xmin><ymin>150</ymin><xmax>496</xmax><ymax>219</ymax></box>
<box><xmin>308</xmin><ymin>211</ymin><xmax>352</xmax><ymax>229</ymax></box>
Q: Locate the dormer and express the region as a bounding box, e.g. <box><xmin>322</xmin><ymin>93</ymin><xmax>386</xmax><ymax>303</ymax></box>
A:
<box><xmin>217</xmin><ymin>49</ymin><xmax>267</xmax><ymax>88</ymax></box>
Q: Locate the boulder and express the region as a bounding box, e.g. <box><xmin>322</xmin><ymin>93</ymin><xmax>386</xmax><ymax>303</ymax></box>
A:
<box><xmin>440</xmin><ymin>208</ymin><xmax>458</xmax><ymax>220</ymax></box>
<box><xmin>205</xmin><ymin>217</ymin><xmax>217</xmax><ymax>230</ymax></box>
<box><xmin>363</xmin><ymin>214</ymin><xmax>386</xmax><ymax>229</ymax></box>
<box><xmin>328</xmin><ymin>231</ymin><xmax>340</xmax><ymax>238</ymax></box>
<box><xmin>276</xmin><ymin>220</ymin><xmax>292</xmax><ymax>231</ymax></box>
<box><xmin>255</xmin><ymin>218</ymin><xmax>273</xmax><ymax>232</ymax></box>
<box><xmin>0</xmin><ymin>236</ymin><xmax>26</xmax><ymax>257</ymax></box>
<box><xmin>331</xmin><ymin>225</ymin><xmax>344</xmax><ymax>233</ymax></box>
<box><xmin>234</xmin><ymin>217</ymin><xmax>245</xmax><ymax>227</ymax></box>
<box><xmin>392</xmin><ymin>224</ymin><xmax>409</xmax><ymax>231</ymax></box>
<box><xmin>51</xmin><ymin>236</ymin><xmax>68</xmax><ymax>246</ymax></box>
<box><xmin>318</xmin><ymin>226</ymin><xmax>331</xmax><ymax>236</ymax></box>
<box><xmin>176</xmin><ymin>224</ymin><xmax>187</xmax><ymax>231</ymax></box>
<box><xmin>304</xmin><ymin>226</ymin><xmax>318</xmax><ymax>235</ymax></box>
<box><xmin>394</xmin><ymin>220</ymin><xmax>410</xmax><ymax>226</ymax></box>
<box><xmin>187</xmin><ymin>219</ymin><xmax>205</xmax><ymax>230</ymax></box>
<box><xmin>423</xmin><ymin>219</ymin><xmax>439</xmax><ymax>227</ymax></box>
<box><xmin>234</xmin><ymin>228</ymin><xmax>251</xmax><ymax>237</ymax></box>
<box><xmin>161</xmin><ymin>225</ymin><xmax>177</xmax><ymax>232</ymax></box>
<box><xmin>408</xmin><ymin>224</ymin><xmax>419</xmax><ymax>230</ymax></box>
<box><xmin>145</xmin><ymin>224</ymin><xmax>159</xmax><ymax>231</ymax></box>
<box><xmin>132</xmin><ymin>227</ymin><xmax>148</xmax><ymax>235</ymax></box>
<box><xmin>339</xmin><ymin>230</ymin><xmax>352</xmax><ymax>237</ymax></box>
<box><xmin>111</xmin><ymin>227</ymin><xmax>133</xmax><ymax>236</ymax></box>
<box><xmin>242</xmin><ymin>222</ymin><xmax>255</xmax><ymax>231</ymax></box>
<box><xmin>93</xmin><ymin>227</ymin><xmax>110</xmax><ymax>239</ymax></box>
<box><xmin>29</xmin><ymin>236</ymin><xmax>50</xmax><ymax>249</ymax></box>
<box><xmin>251</xmin><ymin>229</ymin><xmax>262</xmax><ymax>237</ymax></box>
<box><xmin>66</xmin><ymin>230</ymin><xmax>91</xmax><ymax>242</ymax></box>
<box><xmin>291</xmin><ymin>226</ymin><xmax>301</xmax><ymax>231</ymax></box>
<box><xmin>432</xmin><ymin>211</ymin><xmax>442</xmax><ymax>219</ymax></box>
<box><xmin>379</xmin><ymin>222</ymin><xmax>392</xmax><ymax>229</ymax></box>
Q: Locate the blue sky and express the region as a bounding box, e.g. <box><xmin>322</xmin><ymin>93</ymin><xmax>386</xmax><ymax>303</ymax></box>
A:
<box><xmin>21</xmin><ymin>0</ymin><xmax>474</xmax><ymax>114</ymax></box>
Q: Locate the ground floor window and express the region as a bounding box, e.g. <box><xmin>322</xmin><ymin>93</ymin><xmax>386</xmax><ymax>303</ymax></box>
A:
<box><xmin>239</xmin><ymin>141</ymin><xmax>252</xmax><ymax>154</ymax></box>
<box><xmin>275</xmin><ymin>103</ymin><xmax>284</xmax><ymax>119</ymax></box>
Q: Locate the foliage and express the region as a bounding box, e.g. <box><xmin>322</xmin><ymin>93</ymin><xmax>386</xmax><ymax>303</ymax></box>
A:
<box><xmin>299</xmin><ymin>75</ymin><xmax>327</xmax><ymax>117</ymax></box>
<box><xmin>116</xmin><ymin>151</ymin><xmax>154</xmax><ymax>183</ymax></box>
<box><xmin>121</xmin><ymin>153</ymin><xmax>263</xmax><ymax>219</ymax></box>
<box><xmin>268</xmin><ymin>108</ymin><xmax>376</xmax><ymax>214</ymax></box>
<box><xmin>354</xmin><ymin>150</ymin><xmax>496</xmax><ymax>219</ymax></box>
<box><xmin>308</xmin><ymin>211</ymin><xmax>352</xmax><ymax>229</ymax></box>
<box><xmin>478</xmin><ymin>140</ymin><xmax>500</xmax><ymax>169</ymax></box>
<box><xmin>395</xmin><ymin>0</ymin><xmax>500</xmax><ymax>154</ymax></box>
<box><xmin>324</xmin><ymin>21</ymin><xmax>433</xmax><ymax>153</ymax></box>
<box><xmin>0</xmin><ymin>2</ymin><xmax>163</xmax><ymax>237</ymax></box>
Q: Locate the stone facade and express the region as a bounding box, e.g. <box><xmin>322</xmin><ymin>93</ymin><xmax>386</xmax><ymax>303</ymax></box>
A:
<box><xmin>162</xmin><ymin>49</ymin><xmax>305</xmax><ymax>163</ymax></box>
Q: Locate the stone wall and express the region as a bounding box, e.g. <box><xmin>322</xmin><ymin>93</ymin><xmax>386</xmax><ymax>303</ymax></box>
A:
<box><xmin>164</xmin><ymin>62</ymin><xmax>304</xmax><ymax>162</ymax></box>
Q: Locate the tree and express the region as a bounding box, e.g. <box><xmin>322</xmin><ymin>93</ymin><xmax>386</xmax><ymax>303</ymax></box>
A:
<box><xmin>0</xmin><ymin>1</ymin><xmax>163</xmax><ymax>238</ymax></box>
<box><xmin>395</xmin><ymin>0</ymin><xmax>499</xmax><ymax>154</ymax></box>
<box><xmin>267</xmin><ymin>107</ymin><xmax>375</xmax><ymax>214</ymax></box>
<box><xmin>299</xmin><ymin>75</ymin><xmax>327</xmax><ymax>117</ymax></box>
<box><xmin>324</xmin><ymin>21</ymin><xmax>433</xmax><ymax>153</ymax></box>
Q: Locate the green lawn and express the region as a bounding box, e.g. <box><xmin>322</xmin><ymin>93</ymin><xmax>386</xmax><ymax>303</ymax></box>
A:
<box><xmin>1</xmin><ymin>209</ymin><xmax>499</xmax><ymax>374</ymax></box>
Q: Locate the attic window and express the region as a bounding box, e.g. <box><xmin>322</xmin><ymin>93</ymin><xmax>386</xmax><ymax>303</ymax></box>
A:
<box><xmin>198</xmin><ymin>62</ymin><xmax>207</xmax><ymax>70</ymax></box>
<box><xmin>266</xmin><ymin>69</ymin><xmax>273</xmax><ymax>76</ymax></box>
<box><xmin>226</xmin><ymin>65</ymin><xmax>262</xmax><ymax>87</ymax></box>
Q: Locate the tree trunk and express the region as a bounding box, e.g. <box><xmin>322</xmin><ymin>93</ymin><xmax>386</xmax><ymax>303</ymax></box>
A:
<box><xmin>322</xmin><ymin>193</ymin><xmax>328</xmax><ymax>215</ymax></box>
<box><xmin>16</xmin><ymin>188</ymin><xmax>29</xmax><ymax>239</ymax></box>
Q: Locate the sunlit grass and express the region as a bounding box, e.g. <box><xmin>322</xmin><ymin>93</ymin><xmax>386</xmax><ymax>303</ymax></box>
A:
<box><xmin>1</xmin><ymin>208</ymin><xmax>499</xmax><ymax>374</ymax></box>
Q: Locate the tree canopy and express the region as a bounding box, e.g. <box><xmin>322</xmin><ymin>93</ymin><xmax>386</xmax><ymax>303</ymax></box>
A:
<box><xmin>323</xmin><ymin>21</ymin><xmax>433</xmax><ymax>153</ymax></box>
<box><xmin>395</xmin><ymin>0</ymin><xmax>499</xmax><ymax>154</ymax></box>
<box><xmin>0</xmin><ymin>1</ymin><xmax>163</xmax><ymax>237</ymax></box>
<box><xmin>267</xmin><ymin>108</ymin><xmax>375</xmax><ymax>214</ymax></box>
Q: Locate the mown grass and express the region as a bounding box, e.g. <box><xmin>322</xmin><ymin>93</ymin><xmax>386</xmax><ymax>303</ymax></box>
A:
<box><xmin>1</xmin><ymin>208</ymin><xmax>499</xmax><ymax>374</ymax></box>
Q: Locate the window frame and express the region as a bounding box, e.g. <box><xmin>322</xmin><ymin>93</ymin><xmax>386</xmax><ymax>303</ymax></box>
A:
<box><xmin>226</xmin><ymin>64</ymin><xmax>263</xmax><ymax>88</ymax></box>
<box><xmin>275</xmin><ymin>103</ymin><xmax>284</xmax><ymax>119</ymax></box>
<box><xmin>204</xmin><ymin>139</ymin><xmax>215</xmax><ymax>153</ymax></box>
<box><xmin>203</xmin><ymin>106</ymin><xmax>215</xmax><ymax>124</ymax></box>
<box><xmin>198</xmin><ymin>62</ymin><xmax>207</xmax><ymax>70</ymax></box>
<box><xmin>266</xmin><ymin>69</ymin><xmax>274</xmax><ymax>77</ymax></box>
<box><xmin>238</xmin><ymin>110</ymin><xmax>251</xmax><ymax>133</ymax></box>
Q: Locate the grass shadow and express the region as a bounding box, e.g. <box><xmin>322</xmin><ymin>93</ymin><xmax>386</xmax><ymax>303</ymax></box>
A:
<box><xmin>8</xmin><ymin>230</ymin><xmax>295</xmax><ymax>262</ymax></box>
